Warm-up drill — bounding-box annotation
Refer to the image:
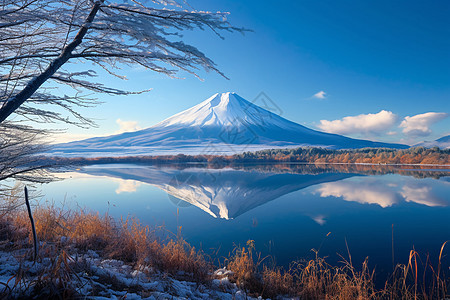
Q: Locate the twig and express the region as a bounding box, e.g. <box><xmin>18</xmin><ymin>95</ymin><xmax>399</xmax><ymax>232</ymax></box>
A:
<box><xmin>24</xmin><ymin>186</ymin><xmax>38</xmax><ymax>261</ymax></box>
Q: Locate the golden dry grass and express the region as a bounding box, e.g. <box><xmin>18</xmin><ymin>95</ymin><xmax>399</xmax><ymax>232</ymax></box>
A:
<box><xmin>224</xmin><ymin>241</ymin><xmax>449</xmax><ymax>300</ymax></box>
<box><xmin>1</xmin><ymin>199</ymin><xmax>211</xmax><ymax>277</ymax></box>
<box><xmin>1</xmin><ymin>193</ymin><xmax>449</xmax><ymax>299</ymax></box>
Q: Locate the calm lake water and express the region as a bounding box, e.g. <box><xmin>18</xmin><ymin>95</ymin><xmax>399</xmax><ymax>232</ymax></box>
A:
<box><xmin>41</xmin><ymin>163</ymin><xmax>449</xmax><ymax>280</ymax></box>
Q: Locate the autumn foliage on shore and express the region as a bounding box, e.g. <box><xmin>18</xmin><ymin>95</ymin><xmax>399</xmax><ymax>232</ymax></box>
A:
<box><xmin>45</xmin><ymin>146</ymin><xmax>450</xmax><ymax>166</ymax></box>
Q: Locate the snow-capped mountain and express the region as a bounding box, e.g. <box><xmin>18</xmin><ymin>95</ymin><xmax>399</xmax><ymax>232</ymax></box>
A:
<box><xmin>414</xmin><ymin>135</ymin><xmax>450</xmax><ymax>149</ymax></box>
<box><xmin>51</xmin><ymin>92</ymin><xmax>407</xmax><ymax>156</ymax></box>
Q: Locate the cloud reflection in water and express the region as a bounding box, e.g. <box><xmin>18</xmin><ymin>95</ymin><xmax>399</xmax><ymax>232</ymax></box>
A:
<box><xmin>315</xmin><ymin>177</ymin><xmax>448</xmax><ymax>208</ymax></box>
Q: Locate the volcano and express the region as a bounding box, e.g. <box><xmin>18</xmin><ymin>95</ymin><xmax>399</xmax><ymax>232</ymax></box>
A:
<box><xmin>51</xmin><ymin>92</ymin><xmax>407</xmax><ymax>156</ymax></box>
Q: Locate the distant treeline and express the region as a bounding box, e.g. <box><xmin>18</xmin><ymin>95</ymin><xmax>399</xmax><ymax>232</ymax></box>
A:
<box><xmin>231</xmin><ymin>146</ymin><xmax>450</xmax><ymax>165</ymax></box>
<box><xmin>44</xmin><ymin>146</ymin><xmax>450</xmax><ymax>166</ymax></box>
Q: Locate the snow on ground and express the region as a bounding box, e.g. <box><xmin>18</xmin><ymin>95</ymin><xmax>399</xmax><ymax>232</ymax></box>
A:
<box><xmin>0</xmin><ymin>247</ymin><xmax>269</xmax><ymax>299</ymax></box>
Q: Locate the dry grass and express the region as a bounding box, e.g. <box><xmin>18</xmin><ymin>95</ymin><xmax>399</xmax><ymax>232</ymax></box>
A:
<box><xmin>0</xmin><ymin>193</ymin><xmax>211</xmax><ymax>298</ymax></box>
<box><xmin>225</xmin><ymin>241</ymin><xmax>449</xmax><ymax>300</ymax></box>
<box><xmin>226</xmin><ymin>243</ymin><xmax>379</xmax><ymax>299</ymax></box>
<box><xmin>1</xmin><ymin>192</ymin><xmax>449</xmax><ymax>299</ymax></box>
<box><xmin>7</xmin><ymin>202</ymin><xmax>211</xmax><ymax>278</ymax></box>
<box><xmin>226</xmin><ymin>240</ymin><xmax>265</xmax><ymax>292</ymax></box>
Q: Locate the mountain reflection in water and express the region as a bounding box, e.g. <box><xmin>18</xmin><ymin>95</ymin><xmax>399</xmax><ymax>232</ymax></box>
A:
<box><xmin>80</xmin><ymin>165</ymin><xmax>354</xmax><ymax>219</ymax></box>
<box><xmin>78</xmin><ymin>163</ymin><xmax>449</xmax><ymax>220</ymax></box>
<box><xmin>43</xmin><ymin>163</ymin><xmax>449</xmax><ymax>273</ymax></box>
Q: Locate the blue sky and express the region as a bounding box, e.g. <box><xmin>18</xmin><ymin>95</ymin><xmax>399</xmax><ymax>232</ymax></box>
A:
<box><xmin>54</xmin><ymin>0</ymin><xmax>449</xmax><ymax>145</ymax></box>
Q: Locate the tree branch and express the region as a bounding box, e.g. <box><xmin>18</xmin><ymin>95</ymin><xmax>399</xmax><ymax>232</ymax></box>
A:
<box><xmin>0</xmin><ymin>0</ymin><xmax>104</xmax><ymax>123</ymax></box>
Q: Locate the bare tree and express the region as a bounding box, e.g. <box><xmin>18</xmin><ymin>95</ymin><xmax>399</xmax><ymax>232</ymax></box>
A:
<box><xmin>0</xmin><ymin>0</ymin><xmax>244</xmax><ymax>125</ymax></box>
<box><xmin>0</xmin><ymin>121</ymin><xmax>54</xmax><ymax>208</ymax></box>
<box><xmin>0</xmin><ymin>122</ymin><xmax>53</xmax><ymax>181</ymax></box>
<box><xmin>0</xmin><ymin>0</ymin><xmax>244</xmax><ymax>187</ymax></box>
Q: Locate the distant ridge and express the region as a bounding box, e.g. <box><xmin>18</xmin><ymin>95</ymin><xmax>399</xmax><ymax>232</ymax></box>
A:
<box><xmin>415</xmin><ymin>135</ymin><xmax>450</xmax><ymax>149</ymax></box>
<box><xmin>50</xmin><ymin>92</ymin><xmax>408</xmax><ymax>157</ymax></box>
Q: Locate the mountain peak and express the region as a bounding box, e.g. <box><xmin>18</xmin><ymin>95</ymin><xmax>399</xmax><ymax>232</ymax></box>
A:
<box><xmin>156</xmin><ymin>92</ymin><xmax>271</xmax><ymax>128</ymax></box>
<box><xmin>201</xmin><ymin>92</ymin><xmax>243</xmax><ymax>110</ymax></box>
<box><xmin>208</xmin><ymin>92</ymin><xmax>237</xmax><ymax>103</ymax></box>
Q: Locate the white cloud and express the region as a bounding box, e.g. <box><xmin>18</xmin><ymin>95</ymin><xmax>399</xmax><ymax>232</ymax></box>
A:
<box><xmin>318</xmin><ymin>110</ymin><xmax>397</xmax><ymax>135</ymax></box>
<box><xmin>47</xmin><ymin>119</ymin><xmax>142</xmax><ymax>144</ymax></box>
<box><xmin>47</xmin><ymin>133</ymin><xmax>99</xmax><ymax>144</ymax></box>
<box><xmin>399</xmin><ymin>112</ymin><xmax>448</xmax><ymax>137</ymax></box>
<box><xmin>115</xmin><ymin>119</ymin><xmax>142</xmax><ymax>134</ymax></box>
<box><xmin>313</xmin><ymin>91</ymin><xmax>327</xmax><ymax>99</ymax></box>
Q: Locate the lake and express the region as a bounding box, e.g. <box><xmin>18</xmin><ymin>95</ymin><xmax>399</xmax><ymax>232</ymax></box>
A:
<box><xmin>40</xmin><ymin>163</ymin><xmax>450</xmax><ymax>281</ymax></box>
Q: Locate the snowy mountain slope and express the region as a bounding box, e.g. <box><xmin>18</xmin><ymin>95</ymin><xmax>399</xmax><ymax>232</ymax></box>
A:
<box><xmin>51</xmin><ymin>92</ymin><xmax>407</xmax><ymax>156</ymax></box>
<box><xmin>414</xmin><ymin>135</ymin><xmax>450</xmax><ymax>149</ymax></box>
<box><xmin>81</xmin><ymin>165</ymin><xmax>355</xmax><ymax>219</ymax></box>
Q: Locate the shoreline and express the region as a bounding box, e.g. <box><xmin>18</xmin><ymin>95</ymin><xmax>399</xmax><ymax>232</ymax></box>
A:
<box><xmin>1</xmin><ymin>202</ymin><xmax>448</xmax><ymax>299</ymax></box>
<box><xmin>38</xmin><ymin>146</ymin><xmax>450</xmax><ymax>171</ymax></box>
